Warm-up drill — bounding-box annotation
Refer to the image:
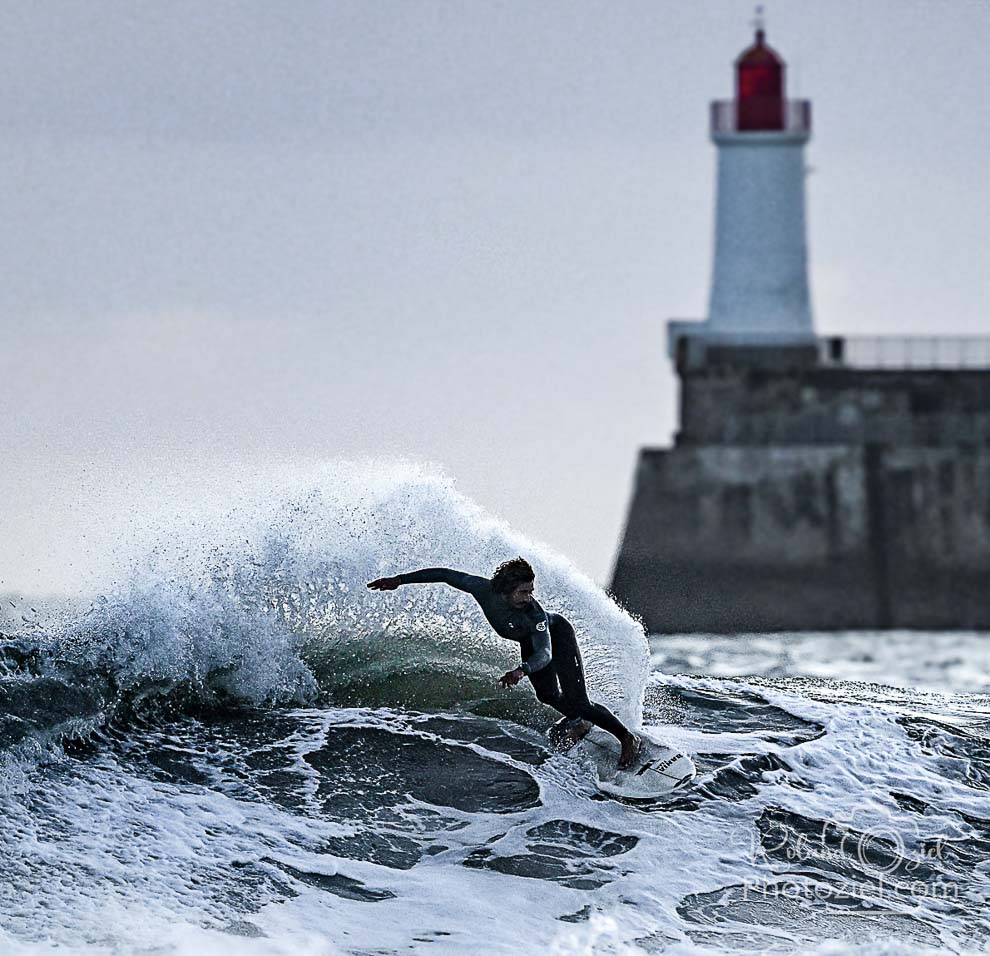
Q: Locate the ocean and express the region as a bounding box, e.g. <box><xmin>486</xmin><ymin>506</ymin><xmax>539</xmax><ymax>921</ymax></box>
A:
<box><xmin>1</xmin><ymin>464</ymin><xmax>988</xmax><ymax>955</ymax></box>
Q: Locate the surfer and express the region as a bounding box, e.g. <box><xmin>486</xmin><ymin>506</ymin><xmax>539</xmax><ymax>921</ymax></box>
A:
<box><xmin>367</xmin><ymin>557</ymin><xmax>641</xmax><ymax>769</ymax></box>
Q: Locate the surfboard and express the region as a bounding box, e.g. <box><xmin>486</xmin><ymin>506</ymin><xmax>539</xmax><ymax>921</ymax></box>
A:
<box><xmin>548</xmin><ymin>718</ymin><xmax>696</xmax><ymax>799</ymax></box>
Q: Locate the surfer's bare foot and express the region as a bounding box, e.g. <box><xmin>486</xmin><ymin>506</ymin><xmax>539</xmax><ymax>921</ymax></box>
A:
<box><xmin>618</xmin><ymin>734</ymin><xmax>641</xmax><ymax>770</ymax></box>
<box><xmin>565</xmin><ymin>720</ymin><xmax>593</xmax><ymax>745</ymax></box>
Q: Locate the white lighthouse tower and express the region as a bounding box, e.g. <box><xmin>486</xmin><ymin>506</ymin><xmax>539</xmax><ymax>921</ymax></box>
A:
<box><xmin>670</xmin><ymin>24</ymin><xmax>815</xmax><ymax>361</ymax></box>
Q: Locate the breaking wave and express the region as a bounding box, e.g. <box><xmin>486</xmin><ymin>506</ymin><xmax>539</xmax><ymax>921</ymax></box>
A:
<box><xmin>0</xmin><ymin>461</ymin><xmax>649</xmax><ymax>785</ymax></box>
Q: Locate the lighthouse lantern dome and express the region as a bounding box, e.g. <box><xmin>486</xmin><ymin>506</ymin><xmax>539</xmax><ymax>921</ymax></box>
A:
<box><xmin>735</xmin><ymin>29</ymin><xmax>785</xmax><ymax>130</ymax></box>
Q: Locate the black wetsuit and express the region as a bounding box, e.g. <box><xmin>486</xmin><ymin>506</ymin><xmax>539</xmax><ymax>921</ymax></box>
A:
<box><xmin>397</xmin><ymin>567</ymin><xmax>629</xmax><ymax>741</ymax></box>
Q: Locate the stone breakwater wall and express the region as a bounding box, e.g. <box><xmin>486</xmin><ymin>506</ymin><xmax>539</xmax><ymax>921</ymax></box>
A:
<box><xmin>611</xmin><ymin>362</ymin><xmax>990</xmax><ymax>632</ymax></box>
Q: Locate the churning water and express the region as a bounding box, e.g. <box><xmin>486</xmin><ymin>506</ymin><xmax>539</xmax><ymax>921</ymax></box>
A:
<box><xmin>1</xmin><ymin>463</ymin><xmax>987</xmax><ymax>955</ymax></box>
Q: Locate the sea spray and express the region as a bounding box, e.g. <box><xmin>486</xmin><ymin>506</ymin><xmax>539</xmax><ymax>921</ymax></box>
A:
<box><xmin>0</xmin><ymin>460</ymin><xmax>650</xmax><ymax>781</ymax></box>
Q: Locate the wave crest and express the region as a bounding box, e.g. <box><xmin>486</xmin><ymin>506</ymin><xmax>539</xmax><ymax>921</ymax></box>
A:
<box><xmin>1</xmin><ymin>460</ymin><xmax>649</xmax><ymax>778</ymax></box>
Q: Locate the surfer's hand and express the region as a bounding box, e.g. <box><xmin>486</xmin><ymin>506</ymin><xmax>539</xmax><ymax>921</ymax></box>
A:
<box><xmin>367</xmin><ymin>576</ymin><xmax>402</xmax><ymax>591</ymax></box>
<box><xmin>498</xmin><ymin>667</ymin><xmax>525</xmax><ymax>689</ymax></box>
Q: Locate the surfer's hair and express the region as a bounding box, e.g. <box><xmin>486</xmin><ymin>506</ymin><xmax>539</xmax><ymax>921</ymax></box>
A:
<box><xmin>491</xmin><ymin>557</ymin><xmax>535</xmax><ymax>594</ymax></box>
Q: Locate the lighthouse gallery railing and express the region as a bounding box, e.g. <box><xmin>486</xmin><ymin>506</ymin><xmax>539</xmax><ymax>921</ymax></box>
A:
<box><xmin>710</xmin><ymin>99</ymin><xmax>812</xmax><ymax>135</ymax></box>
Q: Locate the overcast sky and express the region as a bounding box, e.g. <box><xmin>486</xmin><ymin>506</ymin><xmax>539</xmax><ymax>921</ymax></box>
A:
<box><xmin>2</xmin><ymin>0</ymin><xmax>989</xmax><ymax>596</ymax></box>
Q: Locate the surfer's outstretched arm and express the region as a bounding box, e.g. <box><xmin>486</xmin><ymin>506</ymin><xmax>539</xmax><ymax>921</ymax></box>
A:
<box><xmin>367</xmin><ymin>568</ymin><xmax>487</xmax><ymax>596</ymax></box>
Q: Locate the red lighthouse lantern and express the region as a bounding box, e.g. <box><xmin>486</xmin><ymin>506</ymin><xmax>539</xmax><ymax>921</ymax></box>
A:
<box><xmin>736</xmin><ymin>28</ymin><xmax>785</xmax><ymax>130</ymax></box>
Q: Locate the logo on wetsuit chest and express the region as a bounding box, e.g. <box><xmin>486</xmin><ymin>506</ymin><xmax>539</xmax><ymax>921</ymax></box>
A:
<box><xmin>536</xmin><ymin>621</ymin><xmax>547</xmax><ymax>631</ymax></box>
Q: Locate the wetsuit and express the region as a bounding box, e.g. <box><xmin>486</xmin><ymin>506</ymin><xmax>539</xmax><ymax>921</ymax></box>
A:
<box><xmin>397</xmin><ymin>567</ymin><xmax>629</xmax><ymax>741</ymax></box>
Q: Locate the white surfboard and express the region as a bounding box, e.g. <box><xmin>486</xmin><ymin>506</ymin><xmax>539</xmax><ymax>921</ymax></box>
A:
<box><xmin>549</xmin><ymin>719</ymin><xmax>696</xmax><ymax>799</ymax></box>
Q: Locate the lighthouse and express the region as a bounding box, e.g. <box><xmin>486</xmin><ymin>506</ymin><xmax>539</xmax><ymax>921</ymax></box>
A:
<box><xmin>670</xmin><ymin>25</ymin><xmax>814</xmax><ymax>360</ymax></box>
<box><xmin>613</xmin><ymin>23</ymin><xmax>990</xmax><ymax>632</ymax></box>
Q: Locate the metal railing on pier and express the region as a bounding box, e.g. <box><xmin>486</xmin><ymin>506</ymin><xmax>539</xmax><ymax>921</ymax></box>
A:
<box><xmin>667</xmin><ymin>326</ymin><xmax>990</xmax><ymax>371</ymax></box>
<box><xmin>819</xmin><ymin>336</ymin><xmax>990</xmax><ymax>370</ymax></box>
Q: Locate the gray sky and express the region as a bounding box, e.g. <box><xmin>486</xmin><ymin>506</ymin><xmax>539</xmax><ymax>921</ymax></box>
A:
<box><xmin>2</xmin><ymin>0</ymin><xmax>989</xmax><ymax>596</ymax></box>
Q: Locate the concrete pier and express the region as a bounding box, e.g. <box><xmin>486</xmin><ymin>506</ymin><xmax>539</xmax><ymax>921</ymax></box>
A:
<box><xmin>610</xmin><ymin>342</ymin><xmax>990</xmax><ymax>632</ymax></box>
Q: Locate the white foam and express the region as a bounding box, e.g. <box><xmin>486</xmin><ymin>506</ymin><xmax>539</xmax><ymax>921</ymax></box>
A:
<box><xmin>2</xmin><ymin>690</ymin><xmax>988</xmax><ymax>954</ymax></box>
<box><xmin>650</xmin><ymin>631</ymin><xmax>990</xmax><ymax>696</ymax></box>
